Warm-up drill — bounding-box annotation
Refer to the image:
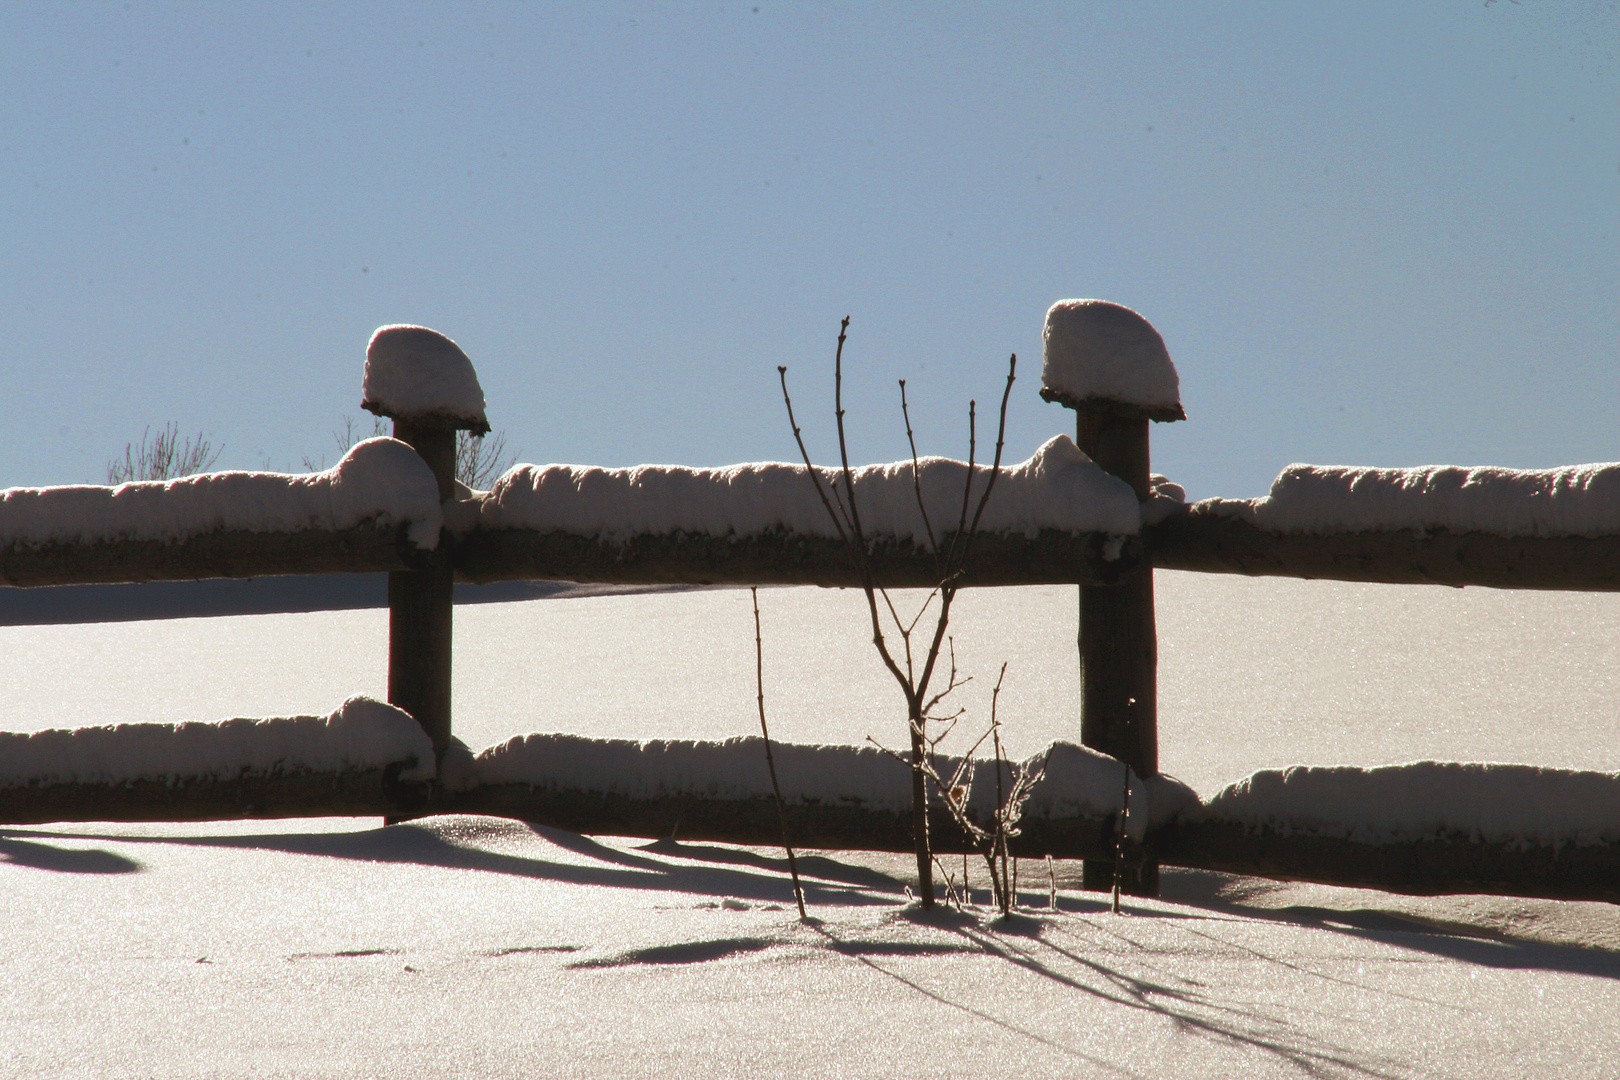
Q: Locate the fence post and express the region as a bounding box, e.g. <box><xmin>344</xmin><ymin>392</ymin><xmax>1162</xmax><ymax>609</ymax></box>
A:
<box><xmin>1040</xmin><ymin>300</ymin><xmax>1184</xmax><ymax>897</ymax></box>
<box><xmin>361</xmin><ymin>325</ymin><xmax>490</xmax><ymax>760</ymax></box>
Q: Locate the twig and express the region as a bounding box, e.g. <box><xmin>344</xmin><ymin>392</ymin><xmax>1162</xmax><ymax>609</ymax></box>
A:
<box><xmin>778</xmin><ymin>367</ymin><xmax>854</xmax><ymax>548</ymax></box>
<box><xmin>899</xmin><ymin>379</ymin><xmax>941</xmax><ymax>554</ymax></box>
<box><xmin>1112</xmin><ymin>758</ymin><xmax>1130</xmax><ymax>915</ymax></box>
<box><xmin>752</xmin><ymin>587</ymin><xmax>808</xmax><ymax>921</ymax></box>
<box><xmin>932</xmin><ymin>855</ymin><xmax>965</xmax><ymax>911</ymax></box>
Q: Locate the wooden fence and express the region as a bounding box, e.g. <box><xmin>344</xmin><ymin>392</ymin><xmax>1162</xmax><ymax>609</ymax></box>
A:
<box><xmin>4</xmin><ymin>315</ymin><xmax>1617</xmax><ymax>906</ymax></box>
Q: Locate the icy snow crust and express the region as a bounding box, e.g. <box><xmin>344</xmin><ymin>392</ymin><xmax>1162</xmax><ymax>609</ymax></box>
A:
<box><xmin>467</xmin><ymin>734</ymin><xmax>1194</xmax><ymax>839</ymax></box>
<box><xmin>0</xmin><ymin>437</ymin><xmax>444</xmax><ymax>550</ymax></box>
<box><xmin>360</xmin><ymin>324</ymin><xmax>489</xmax><ymax>431</ymax></box>
<box><xmin>0</xmin><ymin>695</ymin><xmax>434</xmax><ymax>787</ymax></box>
<box><xmin>1233</xmin><ymin>462</ymin><xmax>1620</xmax><ymax>537</ymax></box>
<box><xmin>1199</xmin><ymin>761</ymin><xmax>1620</xmax><ymax>847</ymax></box>
<box><xmin>1040</xmin><ymin>299</ymin><xmax>1182</xmax><ymax>415</ymax></box>
<box><xmin>474</xmin><ymin>435</ymin><xmax>1140</xmax><ymax>542</ymax></box>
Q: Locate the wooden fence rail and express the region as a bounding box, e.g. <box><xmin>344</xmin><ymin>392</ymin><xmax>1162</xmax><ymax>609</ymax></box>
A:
<box><xmin>1148</xmin><ymin>501</ymin><xmax>1620</xmax><ymax>591</ymax></box>
<box><xmin>5</xmin><ymin>307</ymin><xmax>1617</xmax><ymax>909</ymax></box>
<box><xmin>0</xmin><ymin>526</ymin><xmax>422</xmax><ymax>588</ymax></box>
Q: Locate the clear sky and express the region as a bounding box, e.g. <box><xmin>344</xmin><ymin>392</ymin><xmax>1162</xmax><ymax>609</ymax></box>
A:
<box><xmin>2</xmin><ymin>1</ymin><xmax>1615</xmax><ymax>497</ymax></box>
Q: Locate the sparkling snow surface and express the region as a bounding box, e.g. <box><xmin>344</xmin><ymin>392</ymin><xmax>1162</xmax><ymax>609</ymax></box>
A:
<box><xmin>4</xmin><ymin>816</ymin><xmax>1617</xmax><ymax>1078</ymax></box>
<box><xmin>5</xmin><ymin>575</ymin><xmax>1620</xmax><ymax>1077</ymax></box>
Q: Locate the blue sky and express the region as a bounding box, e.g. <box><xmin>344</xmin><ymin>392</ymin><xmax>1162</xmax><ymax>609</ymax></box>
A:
<box><xmin>2</xmin><ymin>1</ymin><xmax>1615</xmax><ymax>497</ymax></box>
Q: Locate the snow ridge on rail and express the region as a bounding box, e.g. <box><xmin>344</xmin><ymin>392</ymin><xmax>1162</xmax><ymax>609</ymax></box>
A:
<box><xmin>471</xmin><ymin>435</ymin><xmax>1140</xmax><ymax>542</ymax></box>
<box><xmin>0</xmin><ymin>696</ymin><xmax>434</xmax><ymax>788</ymax></box>
<box><xmin>461</xmin><ymin>734</ymin><xmax>1195</xmax><ymax>839</ymax></box>
<box><xmin>1216</xmin><ymin>462</ymin><xmax>1620</xmax><ymax>538</ymax></box>
<box><xmin>1196</xmin><ymin>761</ymin><xmax>1620</xmax><ymax>848</ymax></box>
<box><xmin>0</xmin><ymin>438</ymin><xmax>444</xmax><ymax>550</ymax></box>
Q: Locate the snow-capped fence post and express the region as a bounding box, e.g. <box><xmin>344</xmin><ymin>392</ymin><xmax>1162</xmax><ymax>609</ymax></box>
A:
<box><xmin>1040</xmin><ymin>300</ymin><xmax>1185</xmax><ymax>898</ymax></box>
<box><xmin>361</xmin><ymin>325</ymin><xmax>491</xmax><ymax>759</ymax></box>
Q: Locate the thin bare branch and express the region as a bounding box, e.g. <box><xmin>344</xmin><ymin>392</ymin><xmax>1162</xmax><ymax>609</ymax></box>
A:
<box><xmin>752</xmin><ymin>588</ymin><xmax>808</xmax><ymax>921</ymax></box>
<box><xmin>899</xmin><ymin>379</ymin><xmax>940</xmax><ymax>554</ymax></box>
<box><xmin>951</xmin><ymin>399</ymin><xmax>979</xmax><ymax>563</ymax></box>
<box><xmin>902</xmin><ymin>586</ymin><xmax>942</xmax><ymax>638</ymax></box>
<box><xmin>959</xmin><ymin>354</ymin><xmax>1019</xmax><ymax>558</ymax></box>
<box><xmin>833</xmin><ymin>317</ymin><xmax>868</xmax><ymax>550</ymax></box>
<box><xmin>778</xmin><ymin>367</ymin><xmax>854</xmax><ymax>547</ymax></box>
<box><xmin>921</xmin><ymin>636</ymin><xmax>969</xmax><ymax>717</ymax></box>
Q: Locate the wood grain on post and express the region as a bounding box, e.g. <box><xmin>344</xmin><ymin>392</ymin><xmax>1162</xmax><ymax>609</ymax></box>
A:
<box><xmin>1040</xmin><ymin>299</ymin><xmax>1185</xmax><ymax>898</ymax></box>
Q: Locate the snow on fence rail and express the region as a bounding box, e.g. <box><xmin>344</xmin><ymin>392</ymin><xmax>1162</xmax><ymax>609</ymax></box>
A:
<box><xmin>441</xmin><ymin>734</ymin><xmax>1194</xmax><ymax>856</ymax></box>
<box><xmin>1157</xmin><ymin>762</ymin><xmax>1620</xmax><ymax>904</ymax></box>
<box><xmin>0</xmin><ymin>697</ymin><xmax>434</xmax><ymax>825</ymax></box>
<box><xmin>0</xmin><ymin>439</ymin><xmax>443</xmax><ymax>587</ymax></box>
<box><xmin>6</xmin><ymin>308</ymin><xmax>1620</xmax><ymax>906</ymax></box>
<box><xmin>450</xmin><ymin>434</ymin><xmax>1142</xmax><ymax>589</ymax></box>
<box><xmin>1148</xmin><ymin>462</ymin><xmax>1620</xmax><ymax>590</ymax></box>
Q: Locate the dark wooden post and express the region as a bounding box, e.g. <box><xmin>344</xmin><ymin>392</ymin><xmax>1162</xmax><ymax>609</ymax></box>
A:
<box><xmin>1075</xmin><ymin>408</ymin><xmax>1160</xmax><ymax>895</ymax></box>
<box><xmin>1040</xmin><ymin>300</ymin><xmax>1184</xmax><ymax>898</ymax></box>
<box><xmin>386</xmin><ymin>420</ymin><xmax>457</xmax><ymax>757</ymax></box>
<box><xmin>360</xmin><ymin>324</ymin><xmax>490</xmax><ymax>763</ymax></box>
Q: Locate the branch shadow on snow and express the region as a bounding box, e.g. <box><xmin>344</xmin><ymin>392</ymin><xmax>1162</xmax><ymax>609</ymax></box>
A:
<box><xmin>635</xmin><ymin>836</ymin><xmax>909</xmax><ymax>891</ymax></box>
<box><xmin>943</xmin><ymin>918</ymin><xmax>1414</xmax><ymax>1080</ymax></box>
<box><xmin>0</xmin><ymin>831</ymin><xmax>142</xmax><ymax>874</ymax></box>
<box><xmin>6</xmin><ymin>817</ymin><xmax>902</xmax><ymax>908</ymax></box>
<box><xmin>1155</xmin><ymin>867</ymin><xmax>1620</xmax><ymax>980</ymax></box>
<box><xmin>10</xmin><ymin>819</ymin><xmax>1600</xmax><ymax>1077</ymax></box>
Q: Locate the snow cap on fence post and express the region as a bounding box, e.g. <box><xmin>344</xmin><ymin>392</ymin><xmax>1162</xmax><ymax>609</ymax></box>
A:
<box><xmin>361</xmin><ymin>325</ymin><xmax>490</xmax><ymax>436</ymax></box>
<box><xmin>1039</xmin><ymin>300</ymin><xmax>1184</xmax><ymax>423</ymax></box>
<box><xmin>359</xmin><ymin>323</ymin><xmax>485</xmax><ymax>768</ymax></box>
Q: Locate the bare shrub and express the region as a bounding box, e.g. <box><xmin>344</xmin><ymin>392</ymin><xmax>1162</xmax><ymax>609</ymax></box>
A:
<box><xmin>454</xmin><ymin>430</ymin><xmax>518</xmax><ymax>491</ymax></box>
<box><xmin>778</xmin><ymin>316</ymin><xmax>1015</xmax><ymax>909</ymax></box>
<box><xmin>301</xmin><ymin>415</ymin><xmax>389</xmax><ymax>473</ymax></box>
<box><xmin>107</xmin><ymin>423</ymin><xmax>223</xmax><ymax>484</ymax></box>
<box><xmin>906</xmin><ymin>663</ymin><xmax>1047</xmax><ymax>918</ymax></box>
<box><xmin>303</xmin><ymin>415</ymin><xmax>517</xmax><ymax>490</ymax></box>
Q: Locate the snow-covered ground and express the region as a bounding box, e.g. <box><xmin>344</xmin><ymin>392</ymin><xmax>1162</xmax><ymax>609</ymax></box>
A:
<box><xmin>4</xmin><ymin>574</ymin><xmax>1619</xmax><ymax>1076</ymax></box>
<box><xmin>5</xmin><ymin>816</ymin><xmax>1617</xmax><ymax>1078</ymax></box>
<box><xmin>7</xmin><ymin>573</ymin><xmax>1619</xmax><ymax>793</ymax></box>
